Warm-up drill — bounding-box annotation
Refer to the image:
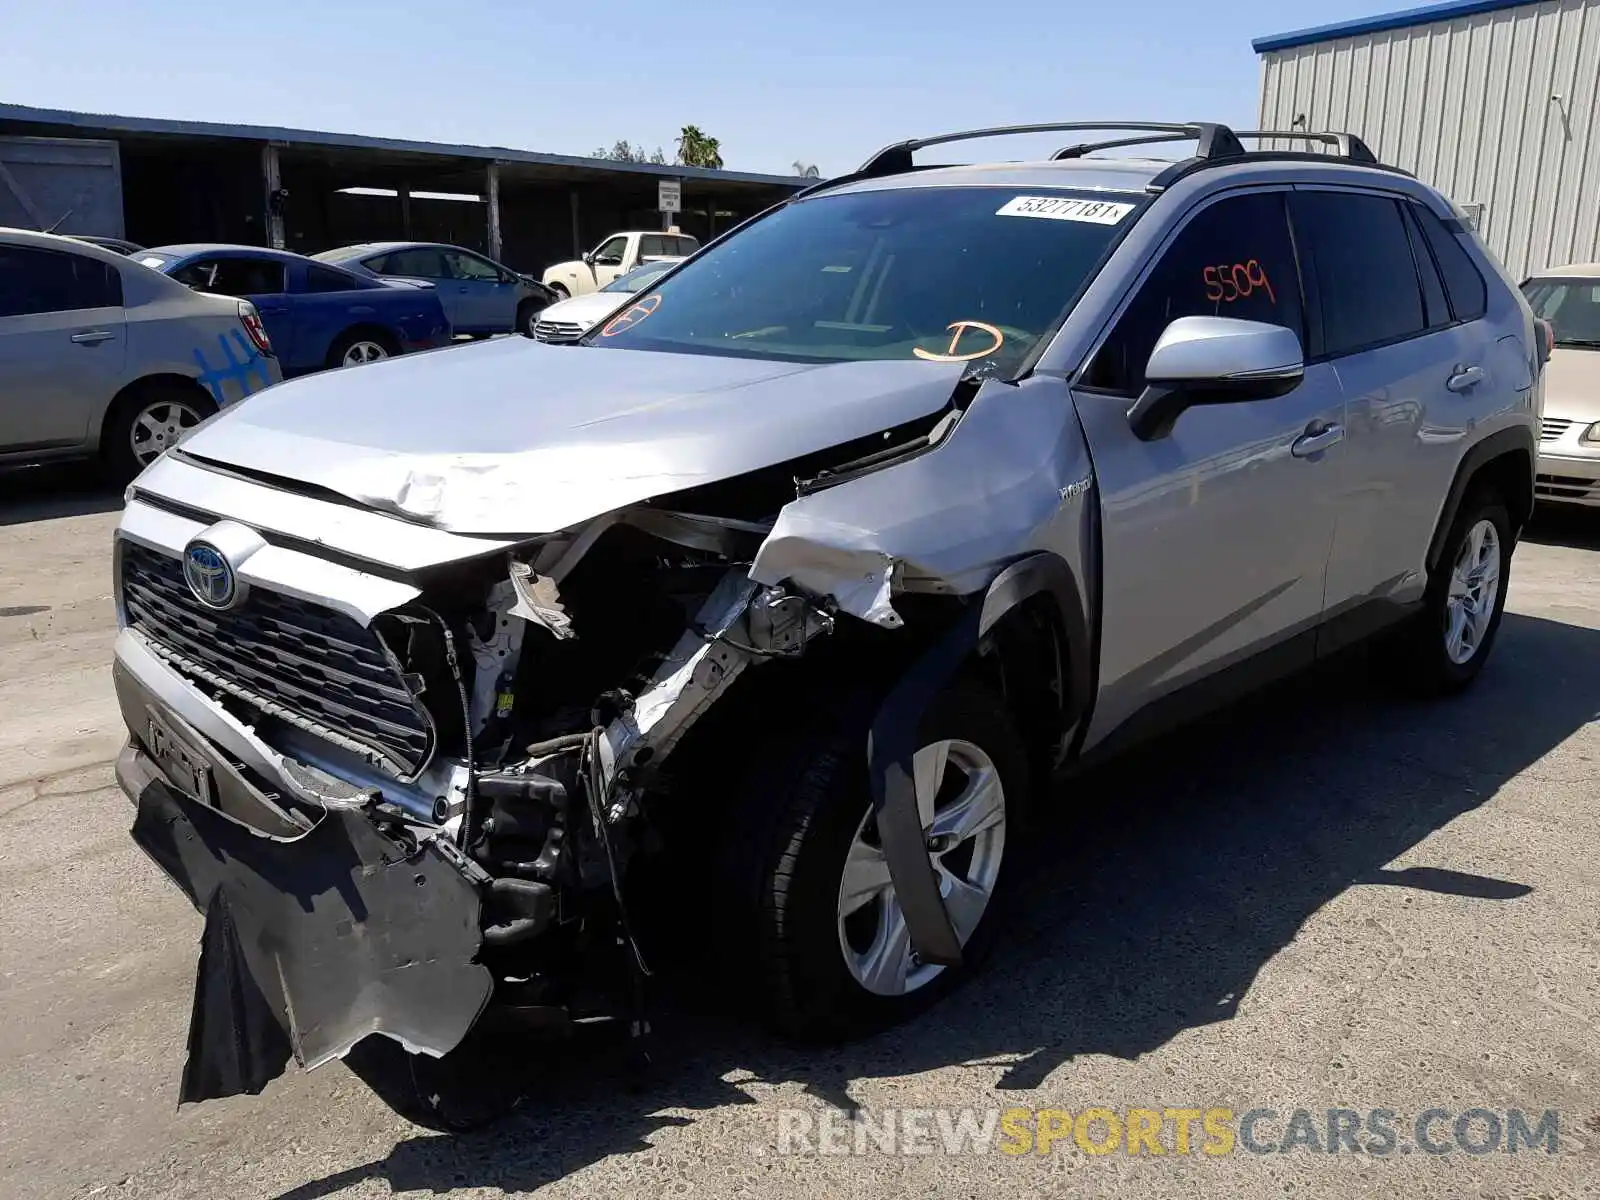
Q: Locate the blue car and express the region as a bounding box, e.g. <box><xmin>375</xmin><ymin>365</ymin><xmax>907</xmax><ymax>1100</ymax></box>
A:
<box><xmin>137</xmin><ymin>245</ymin><xmax>452</xmax><ymax>375</ymax></box>
<box><xmin>312</xmin><ymin>242</ymin><xmax>557</xmax><ymax>338</ymax></box>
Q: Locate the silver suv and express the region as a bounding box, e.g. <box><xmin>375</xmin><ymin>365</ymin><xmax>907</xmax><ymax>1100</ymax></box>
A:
<box><xmin>109</xmin><ymin>122</ymin><xmax>1541</xmax><ymax>1129</ymax></box>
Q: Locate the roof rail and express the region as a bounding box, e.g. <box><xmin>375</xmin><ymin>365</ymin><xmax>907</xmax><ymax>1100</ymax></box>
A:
<box><xmin>855</xmin><ymin>122</ymin><xmax>1247</xmax><ymax>178</ymax></box>
<box><xmin>1235</xmin><ymin>129</ymin><xmax>1379</xmax><ymax>164</ymax></box>
<box><xmin>1052</xmin><ymin>133</ymin><xmax>1198</xmax><ymax>160</ymax></box>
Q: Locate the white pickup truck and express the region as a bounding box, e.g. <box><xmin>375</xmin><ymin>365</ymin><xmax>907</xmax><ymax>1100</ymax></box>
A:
<box><xmin>541</xmin><ymin>229</ymin><xmax>700</xmax><ymax>297</ymax></box>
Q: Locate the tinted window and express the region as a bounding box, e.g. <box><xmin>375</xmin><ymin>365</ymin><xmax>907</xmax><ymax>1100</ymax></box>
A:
<box><xmin>1413</xmin><ymin>202</ymin><xmax>1488</xmax><ymax>321</ymax></box>
<box><xmin>1403</xmin><ymin>206</ymin><xmax>1452</xmax><ymax>329</ymax></box>
<box><xmin>377</xmin><ymin>248</ymin><xmax>449</xmax><ymax>279</ymax></box>
<box><xmin>639</xmin><ymin>235</ymin><xmax>668</xmax><ymax>258</ymax></box>
<box><xmin>446</xmin><ymin>251</ymin><xmax>501</xmax><ymax>281</ymax></box>
<box><xmin>172</xmin><ymin>257</ymin><xmax>285</xmax><ymax>296</ymax></box>
<box><xmin>1084</xmin><ymin>191</ymin><xmax>1303</xmax><ymax>394</ymax></box>
<box><xmin>302</xmin><ymin>264</ymin><xmax>363</xmax><ymax>293</ymax></box>
<box><xmin>672</xmin><ymin>236</ymin><xmax>699</xmax><ymax>256</ymax></box>
<box><xmin>1521</xmin><ymin>278</ymin><xmax>1600</xmax><ymax>346</ymax></box>
<box><xmin>0</xmin><ymin>246</ymin><xmax>122</xmax><ymax>317</ymax></box>
<box><xmin>595</xmin><ymin>187</ymin><xmax>1142</xmax><ymax>377</ymax></box>
<box><xmin>1291</xmin><ymin>192</ymin><xmax>1424</xmax><ymax>357</ymax></box>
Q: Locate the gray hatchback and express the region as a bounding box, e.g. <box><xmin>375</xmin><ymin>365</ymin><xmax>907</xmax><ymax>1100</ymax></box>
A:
<box><xmin>0</xmin><ymin>228</ymin><xmax>283</xmax><ymax>480</ymax></box>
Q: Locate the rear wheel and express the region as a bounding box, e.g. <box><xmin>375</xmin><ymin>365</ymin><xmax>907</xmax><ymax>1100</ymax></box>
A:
<box><xmin>327</xmin><ymin>330</ymin><xmax>397</xmax><ymax>369</ymax></box>
<box><xmin>102</xmin><ymin>383</ymin><xmax>216</xmax><ymax>482</ymax></box>
<box><xmin>1386</xmin><ymin>488</ymin><xmax>1512</xmax><ymax>694</ymax></box>
<box><xmin>517</xmin><ymin>300</ymin><xmax>542</xmax><ymax>338</ymax></box>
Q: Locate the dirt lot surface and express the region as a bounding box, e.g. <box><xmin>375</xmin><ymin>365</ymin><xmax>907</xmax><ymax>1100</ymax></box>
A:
<box><xmin>1</xmin><ymin>464</ymin><xmax>1596</xmax><ymax>1199</ymax></box>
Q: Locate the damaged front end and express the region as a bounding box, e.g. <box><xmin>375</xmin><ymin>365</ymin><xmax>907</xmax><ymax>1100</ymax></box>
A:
<box><xmin>114</xmin><ymin>499</ymin><xmax>841</xmax><ymax>1111</ymax></box>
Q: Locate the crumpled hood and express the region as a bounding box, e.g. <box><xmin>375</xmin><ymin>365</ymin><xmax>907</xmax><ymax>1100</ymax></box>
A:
<box><xmin>179</xmin><ymin>336</ymin><xmax>964</xmax><ymax>534</ymax></box>
<box><xmin>1542</xmin><ymin>348</ymin><xmax>1600</xmax><ymax>422</ymax></box>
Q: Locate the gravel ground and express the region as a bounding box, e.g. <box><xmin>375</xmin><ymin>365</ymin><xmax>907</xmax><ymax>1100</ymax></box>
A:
<box><xmin>0</xmin><ymin>463</ymin><xmax>1596</xmax><ymax>1200</ymax></box>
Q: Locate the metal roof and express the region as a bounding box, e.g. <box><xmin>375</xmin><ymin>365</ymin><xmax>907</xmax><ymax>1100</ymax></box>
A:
<box><xmin>1253</xmin><ymin>0</ymin><xmax>1543</xmax><ymax>53</ymax></box>
<box><xmin>0</xmin><ymin>102</ymin><xmax>804</xmax><ymax>188</ymax></box>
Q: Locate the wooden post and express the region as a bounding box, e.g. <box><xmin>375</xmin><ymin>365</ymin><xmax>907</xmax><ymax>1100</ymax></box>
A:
<box><xmin>261</xmin><ymin>143</ymin><xmax>286</xmax><ymax>249</ymax></box>
<box><xmin>486</xmin><ymin>162</ymin><xmax>502</xmax><ymax>261</ymax></box>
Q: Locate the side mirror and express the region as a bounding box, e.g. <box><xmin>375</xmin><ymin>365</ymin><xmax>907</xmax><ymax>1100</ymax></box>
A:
<box><xmin>582</xmin><ymin>251</ymin><xmax>595</xmax><ymax>266</ymax></box>
<box><xmin>1127</xmin><ymin>316</ymin><xmax>1304</xmax><ymax>441</ymax></box>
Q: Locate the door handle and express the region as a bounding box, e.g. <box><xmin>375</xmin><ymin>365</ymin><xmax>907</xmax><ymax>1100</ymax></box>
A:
<box><xmin>1291</xmin><ymin>421</ymin><xmax>1345</xmax><ymax>458</ymax></box>
<box><xmin>69</xmin><ymin>330</ymin><xmax>115</xmax><ymax>345</ymax></box>
<box><xmin>1446</xmin><ymin>365</ymin><xmax>1485</xmax><ymax>392</ymax></box>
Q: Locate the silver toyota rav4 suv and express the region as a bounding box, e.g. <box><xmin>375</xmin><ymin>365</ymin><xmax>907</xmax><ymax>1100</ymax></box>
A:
<box><xmin>111</xmin><ymin>121</ymin><xmax>1541</xmax><ymax>1128</ymax></box>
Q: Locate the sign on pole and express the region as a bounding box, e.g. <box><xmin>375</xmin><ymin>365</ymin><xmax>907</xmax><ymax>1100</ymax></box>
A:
<box><xmin>658</xmin><ymin>178</ymin><xmax>682</xmax><ymax>214</ymax></box>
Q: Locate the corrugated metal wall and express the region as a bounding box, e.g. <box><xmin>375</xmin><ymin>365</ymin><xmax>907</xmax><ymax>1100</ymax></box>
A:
<box><xmin>1258</xmin><ymin>0</ymin><xmax>1600</xmax><ymax>281</ymax></box>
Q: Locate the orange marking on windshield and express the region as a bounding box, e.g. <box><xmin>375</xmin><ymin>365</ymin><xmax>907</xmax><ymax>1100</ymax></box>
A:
<box><xmin>912</xmin><ymin>320</ymin><xmax>1006</xmax><ymax>363</ymax></box>
<box><xmin>601</xmin><ymin>293</ymin><xmax>662</xmax><ymax>337</ymax></box>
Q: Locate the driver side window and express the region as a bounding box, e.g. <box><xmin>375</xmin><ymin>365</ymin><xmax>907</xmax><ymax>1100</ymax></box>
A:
<box><xmin>594</xmin><ymin>236</ymin><xmax>627</xmax><ymax>266</ymax></box>
<box><xmin>1084</xmin><ymin>191</ymin><xmax>1304</xmax><ymax>395</ymax></box>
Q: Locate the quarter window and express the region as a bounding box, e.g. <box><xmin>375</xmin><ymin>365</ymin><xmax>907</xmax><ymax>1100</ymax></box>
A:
<box><xmin>0</xmin><ymin>246</ymin><xmax>122</xmax><ymax>317</ymax></box>
<box><xmin>1084</xmin><ymin>191</ymin><xmax>1304</xmax><ymax>394</ymax></box>
<box><xmin>1403</xmin><ymin>205</ymin><xmax>1453</xmax><ymax>330</ymax></box>
<box><xmin>1290</xmin><ymin>191</ymin><xmax>1425</xmax><ymax>357</ymax></box>
<box><xmin>1412</xmin><ymin>202</ymin><xmax>1488</xmax><ymax>321</ymax></box>
<box><xmin>303</xmin><ymin>265</ymin><xmax>362</xmax><ymax>293</ymax></box>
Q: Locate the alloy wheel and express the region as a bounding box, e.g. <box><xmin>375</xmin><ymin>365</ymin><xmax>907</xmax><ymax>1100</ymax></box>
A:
<box><xmin>341</xmin><ymin>340</ymin><xmax>389</xmax><ymax>366</ymax></box>
<box><xmin>835</xmin><ymin>738</ymin><xmax>1007</xmax><ymax>997</ymax></box>
<box><xmin>1444</xmin><ymin>518</ymin><xmax>1502</xmax><ymax>665</ymax></box>
<box><xmin>130</xmin><ymin>400</ymin><xmax>205</xmax><ymax>467</ymax></box>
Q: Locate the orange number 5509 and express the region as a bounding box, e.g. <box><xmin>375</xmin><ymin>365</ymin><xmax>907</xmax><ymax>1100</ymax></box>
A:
<box><xmin>1203</xmin><ymin>260</ymin><xmax>1276</xmax><ymax>304</ymax></box>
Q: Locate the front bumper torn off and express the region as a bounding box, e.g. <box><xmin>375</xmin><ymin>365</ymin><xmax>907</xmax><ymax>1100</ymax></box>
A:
<box><xmin>121</xmin><ymin>718</ymin><xmax>492</xmax><ymax>1103</ymax></box>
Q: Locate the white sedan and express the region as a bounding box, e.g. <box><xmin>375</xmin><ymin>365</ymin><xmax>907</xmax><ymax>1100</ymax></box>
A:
<box><xmin>529</xmin><ymin>259</ymin><xmax>680</xmax><ymax>343</ymax></box>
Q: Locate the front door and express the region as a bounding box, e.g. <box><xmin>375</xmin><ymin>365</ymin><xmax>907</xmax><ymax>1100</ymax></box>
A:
<box><xmin>1071</xmin><ymin>188</ymin><xmax>1347</xmax><ymax>747</ymax></box>
<box><xmin>590</xmin><ymin>235</ymin><xmax>629</xmax><ymax>290</ymax></box>
<box><xmin>443</xmin><ymin>250</ymin><xmax>515</xmax><ymax>332</ymax></box>
<box><xmin>0</xmin><ymin>244</ymin><xmax>126</xmax><ymax>452</ymax></box>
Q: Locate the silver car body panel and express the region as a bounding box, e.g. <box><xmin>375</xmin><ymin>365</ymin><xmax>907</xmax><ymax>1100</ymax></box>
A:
<box><xmin>0</xmin><ymin>228</ymin><xmax>282</xmax><ymax>462</ymax></box>
<box><xmin>173</xmin><ymin>333</ymin><xmax>969</xmax><ymax>535</ymax></box>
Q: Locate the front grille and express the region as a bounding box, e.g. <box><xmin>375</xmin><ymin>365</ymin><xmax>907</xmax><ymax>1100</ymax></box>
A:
<box><xmin>1536</xmin><ymin>473</ymin><xmax>1600</xmax><ymax>502</ymax></box>
<box><xmin>1541</xmin><ymin>417</ymin><xmax>1575</xmax><ymax>442</ymax></box>
<box><xmin>533</xmin><ymin>318</ymin><xmax>585</xmax><ymax>344</ymax></box>
<box><xmin>119</xmin><ymin>541</ymin><xmax>433</xmax><ymax>776</ymax></box>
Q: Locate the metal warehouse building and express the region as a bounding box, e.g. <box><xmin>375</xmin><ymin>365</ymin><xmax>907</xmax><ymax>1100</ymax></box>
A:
<box><xmin>0</xmin><ymin>103</ymin><xmax>804</xmax><ymax>275</ymax></box>
<box><xmin>1255</xmin><ymin>0</ymin><xmax>1600</xmax><ymax>281</ymax></box>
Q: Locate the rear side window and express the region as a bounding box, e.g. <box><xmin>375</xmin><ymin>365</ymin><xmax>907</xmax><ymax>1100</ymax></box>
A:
<box><xmin>1084</xmin><ymin>191</ymin><xmax>1304</xmax><ymax>394</ymax></box>
<box><xmin>0</xmin><ymin>246</ymin><xmax>122</xmax><ymax>317</ymax></box>
<box><xmin>173</xmin><ymin>257</ymin><xmax>285</xmax><ymax>296</ymax></box>
<box><xmin>302</xmin><ymin>265</ymin><xmax>362</xmax><ymax>293</ymax></box>
<box><xmin>1412</xmin><ymin>202</ymin><xmax>1488</xmax><ymax>321</ymax></box>
<box><xmin>1403</xmin><ymin>206</ymin><xmax>1452</xmax><ymax>330</ymax></box>
<box><xmin>640</xmin><ymin>235</ymin><xmax>668</xmax><ymax>258</ymax></box>
<box><xmin>672</xmin><ymin>236</ymin><xmax>699</xmax><ymax>255</ymax></box>
<box><xmin>1290</xmin><ymin>192</ymin><xmax>1424</xmax><ymax>357</ymax></box>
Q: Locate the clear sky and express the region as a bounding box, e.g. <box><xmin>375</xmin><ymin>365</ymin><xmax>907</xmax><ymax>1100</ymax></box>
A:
<box><xmin>1</xmin><ymin>0</ymin><xmax>1395</xmax><ymax>177</ymax></box>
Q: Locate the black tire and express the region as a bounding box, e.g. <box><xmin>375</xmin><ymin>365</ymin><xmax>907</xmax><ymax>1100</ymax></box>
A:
<box><xmin>517</xmin><ymin>300</ymin><xmax>542</xmax><ymax>338</ymax></box>
<box><xmin>326</xmin><ymin>328</ymin><xmax>399</xmax><ymax>370</ymax></box>
<box><xmin>101</xmin><ymin>382</ymin><xmax>216</xmax><ymax>483</ymax></box>
<box><xmin>1386</xmin><ymin>487</ymin><xmax>1513</xmax><ymax>695</ymax></box>
<box><xmin>343</xmin><ymin>1031</ymin><xmax>525</xmax><ymax>1132</ymax></box>
<box><xmin>724</xmin><ymin>679</ymin><xmax>1030</xmax><ymax>1042</ymax></box>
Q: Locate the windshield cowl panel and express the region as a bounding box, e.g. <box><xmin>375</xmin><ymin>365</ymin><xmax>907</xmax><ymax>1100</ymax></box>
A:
<box><xmin>586</xmin><ymin>186</ymin><xmax>1145</xmax><ymax>379</ymax></box>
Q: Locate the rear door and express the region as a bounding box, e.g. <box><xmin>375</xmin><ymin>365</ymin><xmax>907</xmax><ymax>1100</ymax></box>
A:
<box><xmin>1293</xmin><ymin>189</ymin><xmax>1503</xmax><ymax>642</ymax></box>
<box><xmin>1072</xmin><ymin>188</ymin><xmax>1348</xmax><ymax>745</ymax></box>
<box><xmin>0</xmin><ymin>243</ymin><xmax>126</xmax><ymax>452</ymax></box>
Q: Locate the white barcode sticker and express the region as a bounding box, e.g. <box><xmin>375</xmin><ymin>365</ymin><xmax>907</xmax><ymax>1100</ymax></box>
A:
<box><xmin>996</xmin><ymin>195</ymin><xmax>1135</xmax><ymax>224</ymax></box>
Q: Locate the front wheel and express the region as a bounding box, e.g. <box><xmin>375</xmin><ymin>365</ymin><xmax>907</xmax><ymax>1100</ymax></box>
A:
<box><xmin>517</xmin><ymin>300</ymin><xmax>542</xmax><ymax>338</ymax></box>
<box><xmin>732</xmin><ymin>680</ymin><xmax>1029</xmax><ymax>1041</ymax></box>
<box><xmin>1386</xmin><ymin>488</ymin><xmax>1513</xmax><ymax>694</ymax></box>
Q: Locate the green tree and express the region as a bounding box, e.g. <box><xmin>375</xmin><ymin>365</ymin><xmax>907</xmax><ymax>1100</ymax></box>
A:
<box><xmin>590</xmin><ymin>140</ymin><xmax>667</xmax><ymax>164</ymax></box>
<box><xmin>676</xmin><ymin>125</ymin><xmax>724</xmax><ymax>170</ymax></box>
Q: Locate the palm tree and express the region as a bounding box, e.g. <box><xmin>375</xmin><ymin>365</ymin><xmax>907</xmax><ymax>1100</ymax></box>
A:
<box><xmin>676</xmin><ymin>125</ymin><xmax>724</xmax><ymax>170</ymax></box>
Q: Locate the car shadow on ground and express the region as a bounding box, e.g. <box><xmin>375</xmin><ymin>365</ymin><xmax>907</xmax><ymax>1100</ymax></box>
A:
<box><xmin>275</xmin><ymin>606</ymin><xmax>1600</xmax><ymax>1199</ymax></box>
<box><xmin>1523</xmin><ymin>503</ymin><xmax>1600</xmax><ymax>551</ymax></box>
<box><xmin>0</xmin><ymin>463</ymin><xmax>123</xmax><ymax>526</ymax></box>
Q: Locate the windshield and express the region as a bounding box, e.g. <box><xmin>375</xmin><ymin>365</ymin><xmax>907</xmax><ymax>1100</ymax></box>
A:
<box><xmin>1522</xmin><ymin>277</ymin><xmax>1600</xmax><ymax>346</ymax></box>
<box><xmin>602</xmin><ymin>261</ymin><xmax>676</xmax><ymax>294</ymax></box>
<box><xmin>588</xmin><ymin>186</ymin><xmax>1144</xmax><ymax>375</ymax></box>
